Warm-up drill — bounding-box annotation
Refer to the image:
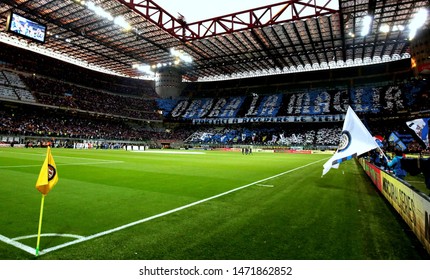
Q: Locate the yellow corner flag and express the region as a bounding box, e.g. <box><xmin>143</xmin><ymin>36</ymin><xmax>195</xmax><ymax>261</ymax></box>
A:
<box><xmin>35</xmin><ymin>146</ymin><xmax>59</xmax><ymax>256</ymax></box>
<box><xmin>35</xmin><ymin>146</ymin><xmax>59</xmax><ymax>195</ymax></box>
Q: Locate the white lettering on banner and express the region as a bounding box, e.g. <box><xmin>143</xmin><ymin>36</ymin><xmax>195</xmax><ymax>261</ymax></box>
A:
<box><xmin>199</xmin><ymin>99</ymin><xmax>213</xmax><ymax>118</ymax></box>
<box><xmin>302</xmin><ymin>93</ymin><xmax>310</xmax><ymax>114</ymax></box>
<box><xmin>287</xmin><ymin>94</ymin><xmax>296</xmax><ymax>115</ymax></box>
<box><xmin>208</xmin><ymin>98</ymin><xmax>226</xmax><ymax>117</ymax></box>
<box><xmin>295</xmin><ymin>93</ymin><xmax>304</xmax><ymax>114</ymax></box>
<box><xmin>314</xmin><ymin>91</ymin><xmax>331</xmax><ymax>114</ymax></box>
<box><xmin>245</xmin><ymin>95</ymin><xmax>259</xmax><ymax>116</ymax></box>
<box><xmin>353</xmin><ymin>88</ymin><xmax>368</xmax><ymax>112</ymax></box>
<box><xmin>333</xmin><ymin>90</ymin><xmax>349</xmax><ymax>112</ymax></box>
<box><xmin>260</xmin><ymin>95</ymin><xmax>280</xmax><ymax>116</ymax></box>
<box><xmin>371</xmin><ymin>87</ymin><xmax>380</xmax><ymax>112</ymax></box>
<box><xmin>171</xmin><ymin>100</ymin><xmax>188</xmax><ymax>117</ymax></box>
<box><xmin>183</xmin><ymin>99</ymin><xmax>202</xmax><ymax>118</ymax></box>
<box><xmin>219</xmin><ymin>97</ymin><xmax>242</xmax><ymax>118</ymax></box>
<box><xmin>384</xmin><ymin>86</ymin><xmax>404</xmax><ymax>111</ymax></box>
<box><xmin>191</xmin><ymin>114</ymin><xmax>345</xmax><ymax>124</ymax></box>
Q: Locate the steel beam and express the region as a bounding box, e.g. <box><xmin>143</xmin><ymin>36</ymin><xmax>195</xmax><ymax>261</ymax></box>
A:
<box><xmin>116</xmin><ymin>0</ymin><xmax>339</xmax><ymax>41</ymax></box>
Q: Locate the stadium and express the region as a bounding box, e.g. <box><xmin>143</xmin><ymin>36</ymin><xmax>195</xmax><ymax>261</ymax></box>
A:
<box><xmin>0</xmin><ymin>0</ymin><xmax>430</xmax><ymax>267</ymax></box>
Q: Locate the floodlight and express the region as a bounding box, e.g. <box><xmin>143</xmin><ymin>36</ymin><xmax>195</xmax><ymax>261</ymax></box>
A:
<box><xmin>408</xmin><ymin>8</ymin><xmax>427</xmax><ymax>40</ymax></box>
<box><xmin>361</xmin><ymin>15</ymin><xmax>372</xmax><ymax>36</ymax></box>
<box><xmin>114</xmin><ymin>16</ymin><xmax>131</xmax><ymax>30</ymax></box>
<box><xmin>379</xmin><ymin>24</ymin><xmax>390</xmax><ymax>33</ymax></box>
<box><xmin>409</xmin><ymin>8</ymin><xmax>428</xmax><ymax>30</ymax></box>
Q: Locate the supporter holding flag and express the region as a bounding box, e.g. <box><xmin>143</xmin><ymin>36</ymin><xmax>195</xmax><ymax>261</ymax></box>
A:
<box><xmin>387</xmin><ymin>150</ymin><xmax>407</xmax><ymax>180</ymax></box>
<box><xmin>322</xmin><ymin>106</ymin><xmax>380</xmax><ymax>176</ymax></box>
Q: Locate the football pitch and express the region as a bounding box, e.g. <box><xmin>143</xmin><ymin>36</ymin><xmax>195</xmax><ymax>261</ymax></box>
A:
<box><xmin>0</xmin><ymin>147</ymin><xmax>428</xmax><ymax>260</ymax></box>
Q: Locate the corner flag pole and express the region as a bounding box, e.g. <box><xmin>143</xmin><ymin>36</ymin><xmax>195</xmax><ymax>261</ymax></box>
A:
<box><xmin>35</xmin><ymin>194</ymin><xmax>46</xmax><ymax>256</ymax></box>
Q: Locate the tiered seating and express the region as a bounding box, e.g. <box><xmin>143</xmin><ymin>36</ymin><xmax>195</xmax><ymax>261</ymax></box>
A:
<box><xmin>14</xmin><ymin>88</ymin><xmax>36</xmax><ymax>102</ymax></box>
<box><xmin>0</xmin><ymin>70</ymin><xmax>36</xmax><ymax>102</ymax></box>
<box><xmin>2</xmin><ymin>71</ymin><xmax>27</xmax><ymax>88</ymax></box>
<box><xmin>20</xmin><ymin>75</ymin><xmax>161</xmax><ymax>120</ymax></box>
<box><xmin>0</xmin><ymin>72</ymin><xmax>8</xmax><ymax>85</ymax></box>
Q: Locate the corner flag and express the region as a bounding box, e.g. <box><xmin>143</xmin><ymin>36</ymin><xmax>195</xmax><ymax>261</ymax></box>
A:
<box><xmin>35</xmin><ymin>146</ymin><xmax>59</xmax><ymax>256</ymax></box>
<box><xmin>322</xmin><ymin>106</ymin><xmax>379</xmax><ymax>176</ymax></box>
<box><xmin>35</xmin><ymin>146</ymin><xmax>59</xmax><ymax>195</ymax></box>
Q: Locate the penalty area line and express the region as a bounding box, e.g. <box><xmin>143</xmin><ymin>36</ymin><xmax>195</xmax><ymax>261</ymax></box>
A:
<box><xmin>37</xmin><ymin>157</ymin><xmax>328</xmax><ymax>256</ymax></box>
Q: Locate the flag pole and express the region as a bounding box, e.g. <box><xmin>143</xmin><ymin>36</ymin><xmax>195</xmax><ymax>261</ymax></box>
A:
<box><xmin>35</xmin><ymin>194</ymin><xmax>46</xmax><ymax>256</ymax></box>
<box><xmin>377</xmin><ymin>146</ymin><xmax>390</xmax><ymax>162</ymax></box>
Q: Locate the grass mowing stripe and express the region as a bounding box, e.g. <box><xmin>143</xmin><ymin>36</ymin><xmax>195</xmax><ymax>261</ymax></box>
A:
<box><xmin>0</xmin><ymin>161</ymin><xmax>124</xmax><ymax>169</ymax></box>
<box><xmin>0</xmin><ymin>150</ymin><xmax>123</xmax><ymax>161</ymax></box>
<box><xmin>38</xmin><ymin>156</ymin><xmax>329</xmax><ymax>256</ymax></box>
<box><xmin>133</xmin><ymin>150</ymin><xmax>206</xmax><ymax>154</ymax></box>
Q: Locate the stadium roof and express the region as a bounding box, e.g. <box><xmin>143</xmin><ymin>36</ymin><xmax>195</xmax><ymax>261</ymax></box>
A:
<box><xmin>0</xmin><ymin>0</ymin><xmax>428</xmax><ymax>81</ymax></box>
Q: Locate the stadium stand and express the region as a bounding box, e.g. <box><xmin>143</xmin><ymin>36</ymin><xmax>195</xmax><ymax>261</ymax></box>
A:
<box><xmin>0</xmin><ymin>13</ymin><xmax>428</xmax><ymax>154</ymax></box>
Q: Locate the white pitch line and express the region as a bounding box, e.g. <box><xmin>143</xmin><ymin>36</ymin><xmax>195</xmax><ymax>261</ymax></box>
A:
<box><xmin>0</xmin><ymin>234</ymin><xmax>35</xmax><ymax>255</ymax></box>
<box><xmin>12</xmin><ymin>233</ymin><xmax>85</xmax><ymax>241</ymax></box>
<box><xmin>0</xmin><ymin>161</ymin><xmax>124</xmax><ymax>169</ymax></box>
<box><xmin>256</xmin><ymin>184</ymin><xmax>274</xmax><ymax>187</ymax></box>
<box><xmin>36</xmin><ymin>157</ymin><xmax>328</xmax><ymax>256</ymax></box>
<box><xmin>0</xmin><ymin>233</ymin><xmax>85</xmax><ymax>256</ymax></box>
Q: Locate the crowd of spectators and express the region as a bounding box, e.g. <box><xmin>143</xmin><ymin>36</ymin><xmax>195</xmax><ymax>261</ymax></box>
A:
<box><xmin>0</xmin><ymin>42</ymin><xmax>157</xmax><ymax>97</ymax></box>
<box><xmin>0</xmin><ymin>66</ymin><xmax>162</xmax><ymax>121</ymax></box>
<box><xmin>0</xmin><ymin>104</ymin><xmax>186</xmax><ymax>143</ymax></box>
<box><xmin>19</xmin><ymin>74</ymin><xmax>162</xmax><ymax>120</ymax></box>
<box><xmin>184</xmin><ymin>124</ymin><xmax>343</xmax><ymax>147</ymax></box>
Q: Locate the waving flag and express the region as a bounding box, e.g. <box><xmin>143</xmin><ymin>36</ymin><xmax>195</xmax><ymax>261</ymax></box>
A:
<box><xmin>406</xmin><ymin>118</ymin><xmax>429</xmax><ymax>148</ymax></box>
<box><xmin>35</xmin><ymin>146</ymin><xmax>59</xmax><ymax>195</ymax></box>
<box><xmin>322</xmin><ymin>106</ymin><xmax>379</xmax><ymax>176</ymax></box>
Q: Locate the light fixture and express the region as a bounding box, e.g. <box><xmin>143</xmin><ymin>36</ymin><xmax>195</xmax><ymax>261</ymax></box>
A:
<box><xmin>114</xmin><ymin>16</ymin><xmax>131</xmax><ymax>31</ymax></box>
<box><xmin>85</xmin><ymin>1</ymin><xmax>131</xmax><ymax>30</ymax></box>
<box><xmin>409</xmin><ymin>8</ymin><xmax>428</xmax><ymax>40</ymax></box>
<box><xmin>170</xmin><ymin>48</ymin><xmax>193</xmax><ymax>63</ymax></box>
<box><xmin>379</xmin><ymin>24</ymin><xmax>390</xmax><ymax>33</ymax></box>
<box><xmin>361</xmin><ymin>15</ymin><xmax>372</xmax><ymax>36</ymax></box>
<box><xmin>132</xmin><ymin>64</ymin><xmax>153</xmax><ymax>75</ymax></box>
<box><xmin>392</xmin><ymin>25</ymin><xmax>405</xmax><ymax>31</ymax></box>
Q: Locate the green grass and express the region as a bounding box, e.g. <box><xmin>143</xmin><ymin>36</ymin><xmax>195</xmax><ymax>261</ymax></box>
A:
<box><xmin>0</xmin><ymin>148</ymin><xmax>428</xmax><ymax>260</ymax></box>
<box><xmin>405</xmin><ymin>173</ymin><xmax>429</xmax><ymax>195</ymax></box>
